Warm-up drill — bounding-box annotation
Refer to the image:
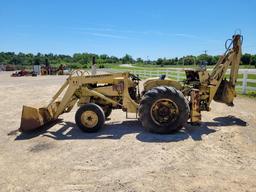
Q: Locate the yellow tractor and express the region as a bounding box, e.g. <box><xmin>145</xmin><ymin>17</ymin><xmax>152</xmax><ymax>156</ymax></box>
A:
<box><xmin>20</xmin><ymin>34</ymin><xmax>242</xmax><ymax>134</ymax></box>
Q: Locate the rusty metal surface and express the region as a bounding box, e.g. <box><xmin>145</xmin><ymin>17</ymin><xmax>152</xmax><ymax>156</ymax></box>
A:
<box><xmin>190</xmin><ymin>89</ymin><xmax>201</xmax><ymax>123</ymax></box>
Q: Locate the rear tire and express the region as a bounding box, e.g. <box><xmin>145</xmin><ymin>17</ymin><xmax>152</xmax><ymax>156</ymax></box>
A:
<box><xmin>75</xmin><ymin>103</ymin><xmax>105</xmax><ymax>132</ymax></box>
<box><xmin>139</xmin><ymin>86</ymin><xmax>189</xmax><ymax>134</ymax></box>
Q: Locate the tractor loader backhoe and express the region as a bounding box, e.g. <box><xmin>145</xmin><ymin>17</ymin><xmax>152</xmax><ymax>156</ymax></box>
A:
<box><xmin>20</xmin><ymin>34</ymin><xmax>242</xmax><ymax>134</ymax></box>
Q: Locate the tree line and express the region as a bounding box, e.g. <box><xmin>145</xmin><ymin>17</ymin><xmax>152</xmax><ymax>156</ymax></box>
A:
<box><xmin>0</xmin><ymin>52</ymin><xmax>255</xmax><ymax>68</ymax></box>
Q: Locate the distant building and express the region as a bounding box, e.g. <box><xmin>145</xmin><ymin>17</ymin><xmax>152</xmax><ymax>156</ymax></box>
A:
<box><xmin>33</xmin><ymin>65</ymin><xmax>41</xmax><ymax>75</ymax></box>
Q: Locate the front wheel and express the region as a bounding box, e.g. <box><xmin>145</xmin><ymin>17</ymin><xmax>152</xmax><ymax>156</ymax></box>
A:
<box><xmin>75</xmin><ymin>103</ymin><xmax>105</xmax><ymax>132</ymax></box>
<box><xmin>139</xmin><ymin>86</ymin><xmax>190</xmax><ymax>134</ymax></box>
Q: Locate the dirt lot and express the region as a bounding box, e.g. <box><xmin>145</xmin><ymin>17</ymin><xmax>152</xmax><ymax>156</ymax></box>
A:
<box><xmin>0</xmin><ymin>71</ymin><xmax>256</xmax><ymax>192</ymax></box>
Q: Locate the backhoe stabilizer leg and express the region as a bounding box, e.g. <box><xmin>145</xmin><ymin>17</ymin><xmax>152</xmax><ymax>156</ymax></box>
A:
<box><xmin>190</xmin><ymin>89</ymin><xmax>201</xmax><ymax>124</ymax></box>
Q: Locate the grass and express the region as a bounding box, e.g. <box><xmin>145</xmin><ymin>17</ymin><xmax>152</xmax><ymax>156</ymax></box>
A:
<box><xmin>105</xmin><ymin>64</ymin><xmax>200</xmax><ymax>70</ymax></box>
<box><xmin>114</xmin><ymin>63</ymin><xmax>256</xmax><ymax>69</ymax></box>
<box><xmin>103</xmin><ymin>63</ymin><xmax>256</xmax><ymax>71</ymax></box>
<box><xmin>245</xmin><ymin>91</ymin><xmax>256</xmax><ymax>97</ymax></box>
<box><xmin>15</xmin><ymin>62</ymin><xmax>256</xmax><ymax>96</ymax></box>
<box><xmin>238</xmin><ymin>91</ymin><xmax>256</xmax><ymax>98</ymax></box>
<box><xmin>18</xmin><ymin>62</ymin><xmax>256</xmax><ymax>72</ymax></box>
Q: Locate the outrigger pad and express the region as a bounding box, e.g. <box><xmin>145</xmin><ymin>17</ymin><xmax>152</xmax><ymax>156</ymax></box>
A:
<box><xmin>19</xmin><ymin>105</ymin><xmax>54</xmax><ymax>132</ymax></box>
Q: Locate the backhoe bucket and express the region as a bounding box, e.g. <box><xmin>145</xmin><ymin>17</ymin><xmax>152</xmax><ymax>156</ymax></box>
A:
<box><xmin>20</xmin><ymin>103</ymin><xmax>59</xmax><ymax>132</ymax></box>
<box><xmin>214</xmin><ymin>80</ymin><xmax>236</xmax><ymax>106</ymax></box>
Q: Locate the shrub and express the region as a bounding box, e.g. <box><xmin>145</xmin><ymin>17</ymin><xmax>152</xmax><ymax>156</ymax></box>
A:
<box><xmin>69</xmin><ymin>63</ymin><xmax>80</xmax><ymax>69</ymax></box>
<box><xmin>99</xmin><ymin>64</ymin><xmax>105</xmax><ymax>68</ymax></box>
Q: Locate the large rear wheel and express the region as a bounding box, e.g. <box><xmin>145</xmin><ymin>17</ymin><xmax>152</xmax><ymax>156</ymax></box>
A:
<box><xmin>139</xmin><ymin>86</ymin><xmax>189</xmax><ymax>134</ymax></box>
<box><xmin>75</xmin><ymin>103</ymin><xmax>105</xmax><ymax>132</ymax></box>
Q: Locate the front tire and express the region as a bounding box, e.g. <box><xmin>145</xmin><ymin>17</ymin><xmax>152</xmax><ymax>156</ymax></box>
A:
<box><xmin>139</xmin><ymin>86</ymin><xmax>190</xmax><ymax>134</ymax></box>
<box><xmin>75</xmin><ymin>103</ymin><xmax>105</xmax><ymax>132</ymax></box>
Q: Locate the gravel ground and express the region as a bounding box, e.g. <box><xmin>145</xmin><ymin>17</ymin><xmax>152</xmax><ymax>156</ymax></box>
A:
<box><xmin>0</xmin><ymin>71</ymin><xmax>256</xmax><ymax>192</ymax></box>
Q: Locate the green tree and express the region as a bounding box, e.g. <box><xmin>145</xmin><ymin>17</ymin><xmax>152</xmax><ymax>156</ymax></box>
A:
<box><xmin>45</xmin><ymin>58</ymin><xmax>49</xmax><ymax>66</ymax></box>
<box><xmin>136</xmin><ymin>57</ymin><xmax>143</xmax><ymax>63</ymax></box>
<box><xmin>122</xmin><ymin>54</ymin><xmax>134</xmax><ymax>64</ymax></box>
<box><xmin>251</xmin><ymin>55</ymin><xmax>256</xmax><ymax>68</ymax></box>
<box><xmin>156</xmin><ymin>58</ymin><xmax>163</xmax><ymax>65</ymax></box>
<box><xmin>241</xmin><ymin>53</ymin><xmax>252</xmax><ymax>65</ymax></box>
<box><xmin>34</xmin><ymin>58</ymin><xmax>40</xmax><ymax>65</ymax></box>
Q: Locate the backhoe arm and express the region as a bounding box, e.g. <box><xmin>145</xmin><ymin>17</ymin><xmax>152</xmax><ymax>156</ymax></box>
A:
<box><xmin>186</xmin><ymin>34</ymin><xmax>242</xmax><ymax>124</ymax></box>
<box><xmin>229</xmin><ymin>35</ymin><xmax>242</xmax><ymax>86</ymax></box>
<box><xmin>210</xmin><ymin>34</ymin><xmax>242</xmax><ymax>106</ymax></box>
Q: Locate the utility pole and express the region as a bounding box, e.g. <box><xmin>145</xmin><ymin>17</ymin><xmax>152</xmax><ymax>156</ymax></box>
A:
<box><xmin>201</xmin><ymin>50</ymin><xmax>208</xmax><ymax>70</ymax></box>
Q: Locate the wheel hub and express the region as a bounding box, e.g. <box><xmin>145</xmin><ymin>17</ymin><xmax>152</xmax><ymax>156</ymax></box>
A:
<box><xmin>81</xmin><ymin>111</ymin><xmax>99</xmax><ymax>128</ymax></box>
<box><xmin>158</xmin><ymin>105</ymin><xmax>170</xmax><ymax>116</ymax></box>
<box><xmin>150</xmin><ymin>99</ymin><xmax>179</xmax><ymax>125</ymax></box>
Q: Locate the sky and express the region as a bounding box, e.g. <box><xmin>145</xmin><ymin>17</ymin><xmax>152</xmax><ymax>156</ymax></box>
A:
<box><xmin>0</xmin><ymin>0</ymin><xmax>255</xmax><ymax>59</ymax></box>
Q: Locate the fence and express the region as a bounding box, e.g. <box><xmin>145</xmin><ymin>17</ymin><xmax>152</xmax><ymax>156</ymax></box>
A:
<box><xmin>102</xmin><ymin>68</ymin><xmax>256</xmax><ymax>94</ymax></box>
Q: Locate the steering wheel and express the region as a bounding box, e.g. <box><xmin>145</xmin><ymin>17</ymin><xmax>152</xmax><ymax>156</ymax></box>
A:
<box><xmin>130</xmin><ymin>74</ymin><xmax>141</xmax><ymax>81</ymax></box>
<box><xmin>70</xmin><ymin>69</ymin><xmax>90</xmax><ymax>77</ymax></box>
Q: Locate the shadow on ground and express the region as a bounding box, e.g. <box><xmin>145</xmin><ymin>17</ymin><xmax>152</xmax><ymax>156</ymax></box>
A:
<box><xmin>14</xmin><ymin>115</ymin><xmax>247</xmax><ymax>143</ymax></box>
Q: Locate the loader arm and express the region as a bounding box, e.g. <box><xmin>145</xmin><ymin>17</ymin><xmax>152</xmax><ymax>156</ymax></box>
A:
<box><xmin>19</xmin><ymin>75</ymin><xmax>80</xmax><ymax>132</ymax></box>
<box><xmin>46</xmin><ymin>78</ymin><xmax>78</xmax><ymax>118</ymax></box>
<box><xmin>45</xmin><ymin>73</ymin><xmax>128</xmax><ymax>119</ymax></box>
<box><xmin>19</xmin><ymin>72</ymin><xmax>139</xmax><ymax>132</ymax></box>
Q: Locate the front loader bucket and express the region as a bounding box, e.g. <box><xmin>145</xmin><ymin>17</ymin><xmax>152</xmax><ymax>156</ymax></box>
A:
<box><xmin>20</xmin><ymin>105</ymin><xmax>57</xmax><ymax>132</ymax></box>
